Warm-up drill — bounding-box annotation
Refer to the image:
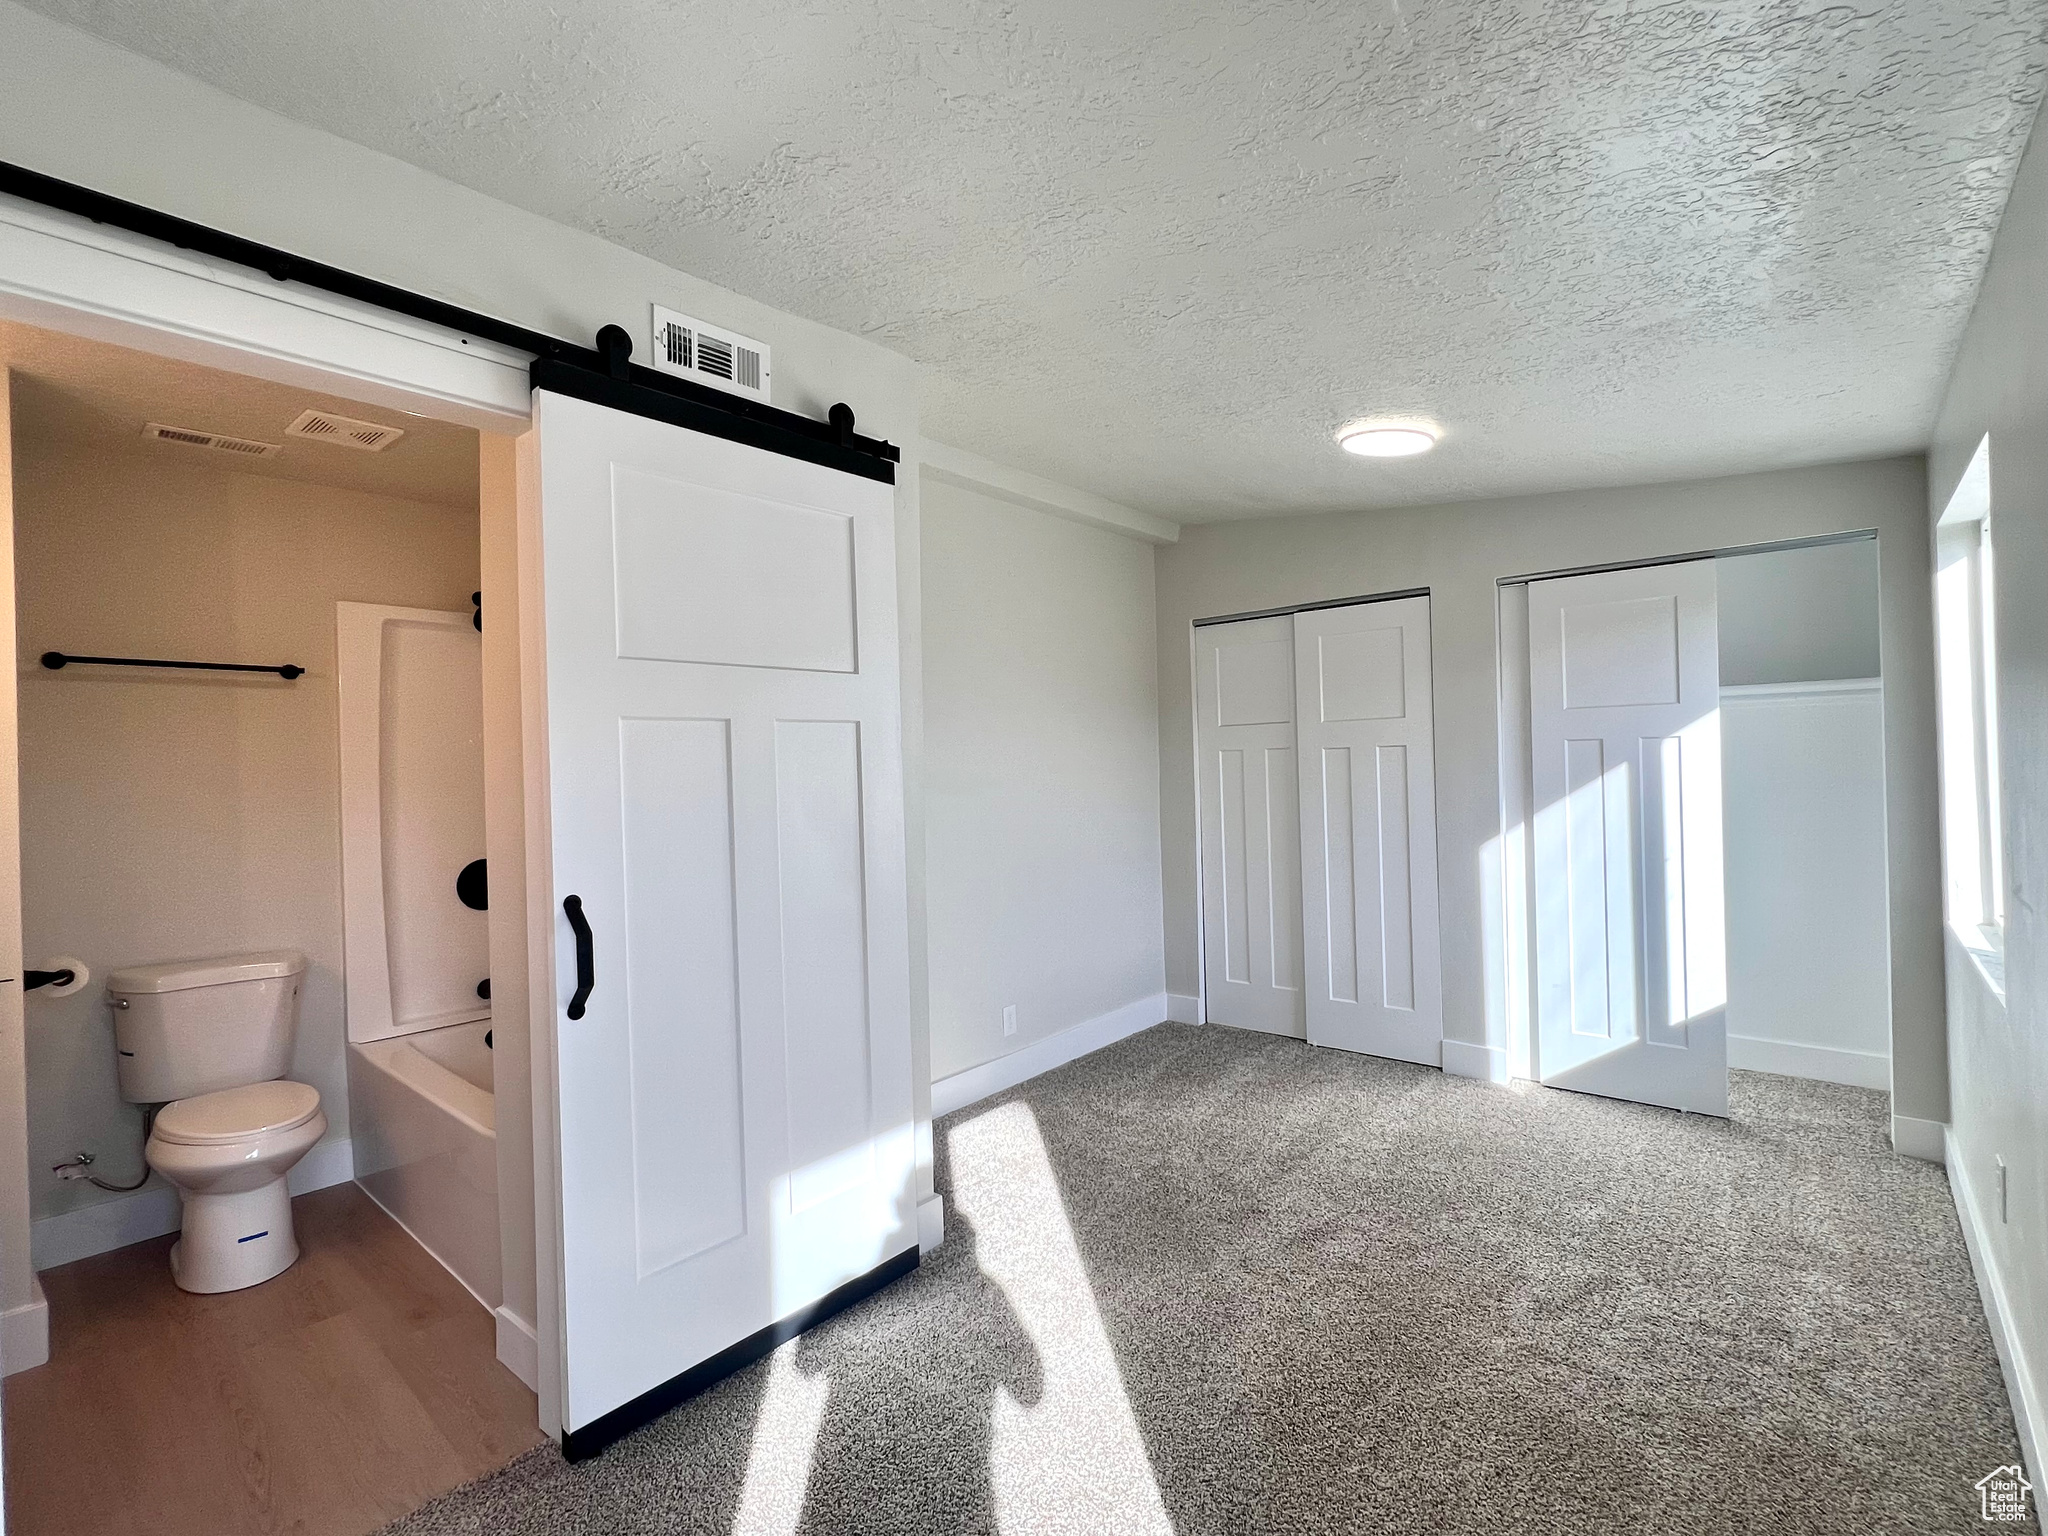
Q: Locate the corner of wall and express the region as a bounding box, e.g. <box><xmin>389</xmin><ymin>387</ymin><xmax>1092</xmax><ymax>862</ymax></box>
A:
<box><xmin>1891</xmin><ymin>1114</ymin><xmax>1947</xmax><ymax>1162</ymax></box>
<box><xmin>494</xmin><ymin>1305</ymin><xmax>540</xmax><ymax>1391</ymax></box>
<box><xmin>930</xmin><ymin>994</ymin><xmax>1168</xmax><ymax>1119</ymax></box>
<box><xmin>0</xmin><ymin>1273</ymin><xmax>47</xmax><ymax>1376</ymax></box>
<box><xmin>895</xmin><ymin>440</ymin><xmax>934</xmax><ymax>1205</ymax></box>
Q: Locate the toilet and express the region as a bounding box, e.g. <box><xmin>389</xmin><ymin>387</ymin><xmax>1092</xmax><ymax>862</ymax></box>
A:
<box><xmin>107</xmin><ymin>950</ymin><xmax>325</xmax><ymax>1294</ymax></box>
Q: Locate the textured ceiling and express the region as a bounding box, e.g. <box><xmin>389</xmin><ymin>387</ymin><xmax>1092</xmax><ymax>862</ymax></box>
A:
<box><xmin>0</xmin><ymin>319</ymin><xmax>479</xmax><ymax>507</ymax></box>
<box><xmin>20</xmin><ymin>0</ymin><xmax>2047</xmax><ymax>521</ymax></box>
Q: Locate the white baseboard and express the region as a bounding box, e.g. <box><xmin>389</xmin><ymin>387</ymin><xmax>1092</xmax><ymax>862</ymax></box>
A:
<box><xmin>1893</xmin><ymin>1114</ymin><xmax>1946</xmax><ymax>1163</ymax></box>
<box><xmin>495</xmin><ymin>1305</ymin><xmax>540</xmax><ymax>1392</ymax></box>
<box><xmin>1729</xmin><ymin>1034</ymin><xmax>1889</xmax><ymax>1091</ymax></box>
<box><xmin>1166</xmin><ymin>993</ymin><xmax>1202</xmax><ymax>1025</ymax></box>
<box><xmin>31</xmin><ymin>1134</ymin><xmax>354</xmax><ymax>1271</ymax></box>
<box><xmin>917</xmin><ymin>1193</ymin><xmax>945</xmax><ymax>1253</ymax></box>
<box><xmin>0</xmin><ymin>1276</ymin><xmax>48</xmax><ymax>1375</ymax></box>
<box><xmin>33</xmin><ymin>1184</ymin><xmax>180</xmax><ymax>1271</ymax></box>
<box><xmin>1949</xmin><ymin>1129</ymin><xmax>2042</xmax><ymax>1494</ymax></box>
<box><xmin>932</xmin><ymin>993</ymin><xmax>1167</xmax><ymax>1119</ymax></box>
<box><xmin>1441</xmin><ymin>1040</ymin><xmax>1508</xmax><ymax>1083</ymax></box>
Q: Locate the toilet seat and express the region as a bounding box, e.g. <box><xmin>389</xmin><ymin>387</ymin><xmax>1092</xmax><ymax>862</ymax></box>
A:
<box><xmin>154</xmin><ymin>1080</ymin><xmax>320</xmax><ymax>1145</ymax></box>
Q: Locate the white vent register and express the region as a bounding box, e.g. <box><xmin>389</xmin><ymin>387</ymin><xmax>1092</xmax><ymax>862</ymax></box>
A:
<box><xmin>649</xmin><ymin>304</ymin><xmax>770</xmax><ymax>403</ymax></box>
<box><xmin>141</xmin><ymin>422</ymin><xmax>280</xmax><ymax>458</ymax></box>
<box><xmin>287</xmin><ymin>409</ymin><xmax>406</xmax><ymax>452</ymax></box>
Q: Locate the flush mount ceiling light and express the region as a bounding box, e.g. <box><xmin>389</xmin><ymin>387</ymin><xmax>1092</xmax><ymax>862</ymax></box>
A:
<box><xmin>1337</xmin><ymin>423</ymin><xmax>1439</xmax><ymax>458</ymax></box>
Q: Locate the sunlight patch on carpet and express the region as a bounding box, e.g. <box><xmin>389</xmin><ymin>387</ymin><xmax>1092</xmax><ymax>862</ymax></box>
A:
<box><xmin>950</xmin><ymin>1100</ymin><xmax>1175</xmax><ymax>1535</ymax></box>
<box><xmin>732</xmin><ymin>1341</ymin><xmax>831</xmax><ymax>1534</ymax></box>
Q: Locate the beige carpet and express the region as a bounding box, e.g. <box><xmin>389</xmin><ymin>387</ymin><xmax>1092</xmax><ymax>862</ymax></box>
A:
<box><xmin>383</xmin><ymin>1023</ymin><xmax>2029</xmax><ymax>1534</ymax></box>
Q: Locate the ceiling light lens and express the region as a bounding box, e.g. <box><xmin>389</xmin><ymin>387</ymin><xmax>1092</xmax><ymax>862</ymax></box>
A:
<box><xmin>1338</xmin><ymin>426</ymin><xmax>1438</xmax><ymax>458</ymax></box>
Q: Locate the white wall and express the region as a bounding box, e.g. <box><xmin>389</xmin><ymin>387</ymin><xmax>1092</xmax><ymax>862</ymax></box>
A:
<box><xmin>1715</xmin><ymin>540</ymin><xmax>1893</xmax><ymax>1090</ymax></box>
<box><xmin>1928</xmin><ymin>96</ymin><xmax>2048</xmax><ymax>1481</ymax></box>
<box><xmin>1717</xmin><ymin>538</ymin><xmax>1882</xmax><ymax>685</ymax></box>
<box><xmin>14</xmin><ymin>445</ymin><xmax>478</xmax><ymax>1246</ymax></box>
<box><xmin>478</xmin><ymin>435</ymin><xmax>537</xmax><ymax>1368</ymax></box>
<box><xmin>921</xmin><ymin>473</ymin><xmax>1166</xmax><ymax>1093</ymax></box>
<box><xmin>1154</xmin><ymin>456</ymin><xmax>1945</xmax><ymax>1124</ymax></box>
<box><xmin>0</xmin><ymin>367</ymin><xmax>38</xmax><ymax>1365</ymax></box>
<box><xmin>1720</xmin><ymin>682</ymin><xmax>1891</xmax><ymax>1088</ymax></box>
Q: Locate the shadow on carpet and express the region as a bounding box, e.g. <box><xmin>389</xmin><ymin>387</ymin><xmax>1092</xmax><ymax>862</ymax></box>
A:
<box><xmin>380</xmin><ymin>1024</ymin><xmax>2031</xmax><ymax>1535</ymax></box>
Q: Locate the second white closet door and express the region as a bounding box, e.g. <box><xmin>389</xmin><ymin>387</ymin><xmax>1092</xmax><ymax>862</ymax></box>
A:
<box><xmin>1196</xmin><ymin>615</ymin><xmax>1306</xmax><ymax>1037</ymax></box>
<box><xmin>1294</xmin><ymin>597</ymin><xmax>1443</xmax><ymax>1064</ymax></box>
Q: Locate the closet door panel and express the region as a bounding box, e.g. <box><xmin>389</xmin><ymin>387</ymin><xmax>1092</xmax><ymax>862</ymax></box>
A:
<box><xmin>1528</xmin><ymin>561</ymin><xmax>1726</xmax><ymax>1115</ymax></box>
<box><xmin>1294</xmin><ymin>597</ymin><xmax>1443</xmax><ymax>1064</ymax></box>
<box><xmin>1195</xmin><ymin>616</ymin><xmax>1305</xmax><ymax>1037</ymax></box>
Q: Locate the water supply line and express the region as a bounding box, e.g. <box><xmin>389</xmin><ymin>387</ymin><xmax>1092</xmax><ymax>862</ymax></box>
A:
<box><xmin>53</xmin><ymin>1104</ymin><xmax>157</xmax><ymax>1192</ymax></box>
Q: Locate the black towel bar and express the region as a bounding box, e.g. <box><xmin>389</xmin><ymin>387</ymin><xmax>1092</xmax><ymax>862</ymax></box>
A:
<box><xmin>41</xmin><ymin>651</ymin><xmax>304</xmax><ymax>680</ymax></box>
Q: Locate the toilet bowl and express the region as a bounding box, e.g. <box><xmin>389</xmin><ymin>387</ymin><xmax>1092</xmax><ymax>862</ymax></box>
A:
<box><xmin>144</xmin><ymin>1080</ymin><xmax>326</xmax><ymax>1293</ymax></box>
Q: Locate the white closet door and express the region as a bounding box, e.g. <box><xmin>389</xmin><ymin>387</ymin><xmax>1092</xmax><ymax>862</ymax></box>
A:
<box><xmin>532</xmin><ymin>387</ymin><xmax>916</xmax><ymax>1453</ymax></box>
<box><xmin>1293</xmin><ymin>597</ymin><xmax>1443</xmax><ymax>1064</ymax></box>
<box><xmin>1195</xmin><ymin>615</ymin><xmax>1305</xmax><ymax>1037</ymax></box>
<box><xmin>1528</xmin><ymin>561</ymin><xmax>1727</xmax><ymax>1116</ymax></box>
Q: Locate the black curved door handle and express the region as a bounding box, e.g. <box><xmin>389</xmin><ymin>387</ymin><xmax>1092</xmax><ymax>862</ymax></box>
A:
<box><xmin>563</xmin><ymin>895</ymin><xmax>595</xmax><ymax>1020</ymax></box>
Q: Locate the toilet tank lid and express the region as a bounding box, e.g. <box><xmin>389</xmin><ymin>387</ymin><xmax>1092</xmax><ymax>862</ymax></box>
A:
<box><xmin>106</xmin><ymin>950</ymin><xmax>307</xmax><ymax>995</ymax></box>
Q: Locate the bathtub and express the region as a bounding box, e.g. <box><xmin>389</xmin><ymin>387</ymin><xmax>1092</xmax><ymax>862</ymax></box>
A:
<box><xmin>348</xmin><ymin>1018</ymin><xmax>499</xmax><ymax>1308</ymax></box>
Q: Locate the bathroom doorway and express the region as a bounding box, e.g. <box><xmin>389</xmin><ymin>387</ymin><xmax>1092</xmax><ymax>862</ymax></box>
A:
<box><xmin>0</xmin><ymin>315</ymin><xmax>543</xmax><ymax>1533</ymax></box>
<box><xmin>0</xmin><ymin>162</ymin><xmax>926</xmax><ymax>1521</ymax></box>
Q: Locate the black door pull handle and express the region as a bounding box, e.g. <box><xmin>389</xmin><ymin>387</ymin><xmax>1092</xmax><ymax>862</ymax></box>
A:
<box><xmin>564</xmin><ymin>895</ymin><xmax>594</xmax><ymax>1020</ymax></box>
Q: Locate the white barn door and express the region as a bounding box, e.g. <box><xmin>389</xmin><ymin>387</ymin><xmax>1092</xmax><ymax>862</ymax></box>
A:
<box><xmin>1293</xmin><ymin>597</ymin><xmax>1443</xmax><ymax>1064</ymax></box>
<box><xmin>531</xmin><ymin>385</ymin><xmax>917</xmax><ymax>1457</ymax></box>
<box><xmin>1528</xmin><ymin>562</ymin><xmax>1727</xmax><ymax>1116</ymax></box>
<box><xmin>1196</xmin><ymin>615</ymin><xmax>1306</xmax><ymax>1037</ymax></box>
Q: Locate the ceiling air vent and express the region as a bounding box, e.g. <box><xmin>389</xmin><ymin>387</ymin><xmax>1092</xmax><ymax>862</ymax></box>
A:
<box><xmin>141</xmin><ymin>422</ymin><xmax>282</xmax><ymax>458</ymax></box>
<box><xmin>650</xmin><ymin>304</ymin><xmax>770</xmax><ymax>403</ymax></box>
<box><xmin>286</xmin><ymin>408</ymin><xmax>406</xmax><ymax>452</ymax></box>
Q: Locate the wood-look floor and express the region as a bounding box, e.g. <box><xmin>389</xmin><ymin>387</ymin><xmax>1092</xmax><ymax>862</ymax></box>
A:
<box><xmin>4</xmin><ymin>1183</ymin><xmax>544</xmax><ymax>1536</ymax></box>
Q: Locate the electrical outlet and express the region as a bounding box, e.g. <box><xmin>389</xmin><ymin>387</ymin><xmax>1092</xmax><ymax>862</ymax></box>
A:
<box><xmin>1998</xmin><ymin>1155</ymin><xmax>2009</xmax><ymax>1223</ymax></box>
<box><xmin>1002</xmin><ymin>1005</ymin><xmax>1017</xmax><ymax>1037</ymax></box>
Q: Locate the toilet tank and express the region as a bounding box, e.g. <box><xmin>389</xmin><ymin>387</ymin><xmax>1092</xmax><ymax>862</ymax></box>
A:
<box><xmin>106</xmin><ymin>950</ymin><xmax>307</xmax><ymax>1104</ymax></box>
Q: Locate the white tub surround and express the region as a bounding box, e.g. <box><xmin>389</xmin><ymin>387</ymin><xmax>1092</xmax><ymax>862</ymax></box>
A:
<box><xmin>336</xmin><ymin>602</ymin><xmax>492</xmax><ymax>1044</ymax></box>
